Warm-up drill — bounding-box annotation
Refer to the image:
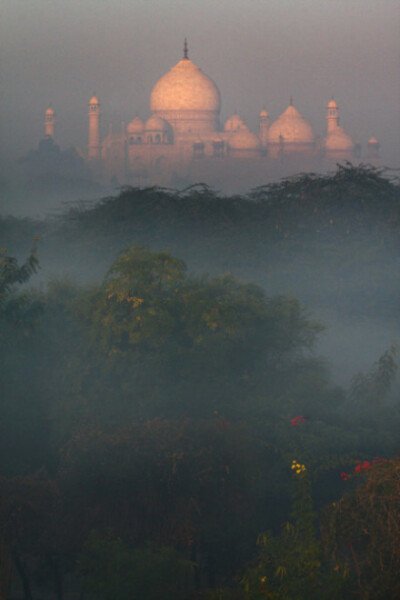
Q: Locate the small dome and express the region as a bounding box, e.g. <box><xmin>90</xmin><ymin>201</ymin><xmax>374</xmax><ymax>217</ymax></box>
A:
<box><xmin>224</xmin><ymin>114</ymin><xmax>246</xmax><ymax>132</ymax></box>
<box><xmin>150</xmin><ymin>58</ymin><xmax>220</xmax><ymax>114</ymax></box>
<box><xmin>127</xmin><ymin>117</ymin><xmax>144</xmax><ymax>133</ymax></box>
<box><xmin>259</xmin><ymin>108</ymin><xmax>269</xmax><ymax>118</ymax></box>
<box><xmin>89</xmin><ymin>95</ymin><xmax>100</xmax><ymax>105</ymax></box>
<box><xmin>145</xmin><ymin>116</ymin><xmax>169</xmax><ymax>131</ymax></box>
<box><xmin>45</xmin><ymin>106</ymin><xmax>54</xmax><ymax>115</ymax></box>
<box><xmin>327</xmin><ymin>98</ymin><xmax>338</xmax><ymax>109</ymax></box>
<box><xmin>368</xmin><ymin>136</ymin><xmax>379</xmax><ymax>145</ymax></box>
<box><xmin>325</xmin><ymin>125</ymin><xmax>354</xmax><ymax>151</ymax></box>
<box><xmin>268</xmin><ymin>104</ymin><xmax>315</xmax><ymax>145</ymax></box>
<box><xmin>229</xmin><ymin>126</ymin><xmax>261</xmax><ymax>151</ymax></box>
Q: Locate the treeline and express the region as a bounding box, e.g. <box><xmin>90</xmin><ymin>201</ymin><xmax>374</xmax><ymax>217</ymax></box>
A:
<box><xmin>1</xmin><ymin>163</ymin><xmax>399</xmax><ymax>318</ymax></box>
<box><xmin>0</xmin><ymin>239</ymin><xmax>399</xmax><ymax>600</ymax></box>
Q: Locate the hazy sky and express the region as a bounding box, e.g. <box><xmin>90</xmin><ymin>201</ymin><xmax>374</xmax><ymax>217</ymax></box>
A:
<box><xmin>1</xmin><ymin>0</ymin><xmax>399</xmax><ymax>167</ymax></box>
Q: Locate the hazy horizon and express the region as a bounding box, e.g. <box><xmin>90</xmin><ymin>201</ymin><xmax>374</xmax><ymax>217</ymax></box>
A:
<box><xmin>1</xmin><ymin>0</ymin><xmax>399</xmax><ymax>174</ymax></box>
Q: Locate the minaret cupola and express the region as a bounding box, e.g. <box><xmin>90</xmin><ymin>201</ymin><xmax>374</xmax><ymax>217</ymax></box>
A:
<box><xmin>88</xmin><ymin>94</ymin><xmax>101</xmax><ymax>160</ymax></box>
<box><xmin>326</xmin><ymin>98</ymin><xmax>339</xmax><ymax>134</ymax></box>
<box><xmin>259</xmin><ymin>108</ymin><xmax>269</xmax><ymax>146</ymax></box>
<box><xmin>45</xmin><ymin>106</ymin><xmax>55</xmax><ymax>139</ymax></box>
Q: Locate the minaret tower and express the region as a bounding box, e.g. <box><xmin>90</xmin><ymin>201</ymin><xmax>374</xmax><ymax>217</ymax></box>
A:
<box><xmin>88</xmin><ymin>94</ymin><xmax>101</xmax><ymax>160</ymax></box>
<box><xmin>367</xmin><ymin>137</ymin><xmax>380</xmax><ymax>160</ymax></box>
<box><xmin>326</xmin><ymin>98</ymin><xmax>339</xmax><ymax>134</ymax></box>
<box><xmin>45</xmin><ymin>106</ymin><xmax>55</xmax><ymax>139</ymax></box>
<box><xmin>259</xmin><ymin>108</ymin><xmax>270</xmax><ymax>147</ymax></box>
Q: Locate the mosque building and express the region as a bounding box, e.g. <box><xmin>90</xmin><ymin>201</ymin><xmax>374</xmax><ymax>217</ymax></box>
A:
<box><xmin>41</xmin><ymin>41</ymin><xmax>380</xmax><ymax>191</ymax></box>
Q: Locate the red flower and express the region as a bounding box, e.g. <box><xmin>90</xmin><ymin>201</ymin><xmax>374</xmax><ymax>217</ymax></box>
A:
<box><xmin>291</xmin><ymin>415</ymin><xmax>306</xmax><ymax>427</ymax></box>
<box><xmin>356</xmin><ymin>461</ymin><xmax>371</xmax><ymax>472</ymax></box>
<box><xmin>372</xmin><ymin>456</ymin><xmax>388</xmax><ymax>465</ymax></box>
<box><xmin>340</xmin><ymin>472</ymin><xmax>348</xmax><ymax>481</ymax></box>
<box><xmin>354</xmin><ymin>460</ymin><xmax>382</xmax><ymax>474</ymax></box>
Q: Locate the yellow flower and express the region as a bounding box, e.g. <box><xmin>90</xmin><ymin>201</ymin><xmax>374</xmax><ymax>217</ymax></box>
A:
<box><xmin>291</xmin><ymin>460</ymin><xmax>306</xmax><ymax>474</ymax></box>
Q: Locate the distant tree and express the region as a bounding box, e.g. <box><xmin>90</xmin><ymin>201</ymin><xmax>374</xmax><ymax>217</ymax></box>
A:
<box><xmin>0</xmin><ymin>245</ymin><xmax>48</xmax><ymax>476</ymax></box>
<box><xmin>84</xmin><ymin>245</ymin><xmax>187</xmax><ymax>353</ymax></box>
<box><xmin>76</xmin><ymin>246</ymin><xmax>323</xmax><ymax>420</ymax></box>
<box><xmin>78</xmin><ymin>530</ymin><xmax>194</xmax><ymax>600</ymax></box>
<box><xmin>58</xmin><ymin>418</ymin><xmax>269</xmax><ymax>586</ymax></box>
<box><xmin>238</xmin><ymin>458</ymin><xmax>348</xmax><ymax>600</ymax></box>
<box><xmin>0</xmin><ymin>243</ymin><xmax>42</xmax><ymax>332</ymax></box>
<box><xmin>0</xmin><ymin>472</ymin><xmax>59</xmax><ymax>600</ymax></box>
<box><xmin>350</xmin><ymin>345</ymin><xmax>398</xmax><ymax>407</ymax></box>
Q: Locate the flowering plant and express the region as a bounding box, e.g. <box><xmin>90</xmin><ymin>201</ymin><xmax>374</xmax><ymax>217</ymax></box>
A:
<box><xmin>340</xmin><ymin>457</ymin><xmax>388</xmax><ymax>481</ymax></box>
<box><xmin>291</xmin><ymin>460</ymin><xmax>306</xmax><ymax>475</ymax></box>
<box><xmin>290</xmin><ymin>415</ymin><xmax>306</xmax><ymax>427</ymax></box>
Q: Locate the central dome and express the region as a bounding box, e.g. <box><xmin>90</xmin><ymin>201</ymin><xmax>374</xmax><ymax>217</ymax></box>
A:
<box><xmin>150</xmin><ymin>58</ymin><xmax>220</xmax><ymax>113</ymax></box>
<box><xmin>150</xmin><ymin>54</ymin><xmax>221</xmax><ymax>135</ymax></box>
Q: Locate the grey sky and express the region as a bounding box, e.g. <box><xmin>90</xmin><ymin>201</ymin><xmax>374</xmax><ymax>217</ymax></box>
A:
<box><xmin>1</xmin><ymin>0</ymin><xmax>399</xmax><ymax>166</ymax></box>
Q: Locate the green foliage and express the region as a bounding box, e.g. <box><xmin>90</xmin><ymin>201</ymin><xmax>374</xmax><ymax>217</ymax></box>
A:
<box><xmin>1</xmin><ymin>166</ymin><xmax>400</xmax><ymax>598</ymax></box>
<box><xmin>0</xmin><ymin>244</ymin><xmax>39</xmax><ymax>304</ymax></box>
<box><xmin>83</xmin><ymin>246</ymin><xmax>186</xmax><ymax>353</ymax></box>
<box><xmin>58</xmin><ymin>418</ymin><xmax>266</xmax><ymax>569</ymax></box>
<box><xmin>105</xmin><ymin>245</ymin><xmax>187</xmax><ymax>299</ymax></box>
<box><xmin>239</xmin><ymin>469</ymin><xmax>346</xmax><ymax>600</ymax></box>
<box><xmin>0</xmin><ymin>471</ymin><xmax>61</xmax><ymax>600</ymax></box>
<box><xmin>350</xmin><ymin>344</ymin><xmax>398</xmax><ymax>406</ymax></box>
<box><xmin>4</xmin><ymin>165</ymin><xmax>400</xmax><ymax>320</ymax></box>
<box><xmin>0</xmin><ymin>243</ymin><xmax>42</xmax><ymax>332</ymax></box>
<box><xmin>0</xmin><ymin>246</ymin><xmax>48</xmax><ymax>477</ymax></box>
<box><xmin>324</xmin><ymin>457</ymin><xmax>400</xmax><ymax>599</ymax></box>
<box><xmin>78</xmin><ymin>530</ymin><xmax>194</xmax><ymax>600</ymax></box>
<box><xmin>74</xmin><ymin>246</ymin><xmax>323</xmax><ymax>421</ymax></box>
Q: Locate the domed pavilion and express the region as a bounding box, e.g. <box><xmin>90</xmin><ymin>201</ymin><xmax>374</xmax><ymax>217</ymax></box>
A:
<box><xmin>267</xmin><ymin>100</ymin><xmax>316</xmax><ymax>156</ymax></box>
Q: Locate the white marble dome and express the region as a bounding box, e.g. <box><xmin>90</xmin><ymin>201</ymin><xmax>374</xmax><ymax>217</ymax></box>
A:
<box><xmin>145</xmin><ymin>116</ymin><xmax>169</xmax><ymax>131</ymax></box>
<box><xmin>325</xmin><ymin>126</ymin><xmax>354</xmax><ymax>152</ymax></box>
<box><xmin>127</xmin><ymin>116</ymin><xmax>144</xmax><ymax>133</ymax></box>
<box><xmin>224</xmin><ymin>114</ymin><xmax>246</xmax><ymax>132</ymax></box>
<box><xmin>268</xmin><ymin>104</ymin><xmax>315</xmax><ymax>145</ymax></box>
<box><xmin>150</xmin><ymin>58</ymin><xmax>220</xmax><ymax>114</ymax></box>
<box><xmin>229</xmin><ymin>126</ymin><xmax>261</xmax><ymax>151</ymax></box>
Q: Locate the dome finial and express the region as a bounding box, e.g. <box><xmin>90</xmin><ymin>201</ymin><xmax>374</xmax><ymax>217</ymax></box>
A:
<box><xmin>183</xmin><ymin>38</ymin><xmax>188</xmax><ymax>59</ymax></box>
<box><xmin>289</xmin><ymin>95</ymin><xmax>293</xmax><ymax>106</ymax></box>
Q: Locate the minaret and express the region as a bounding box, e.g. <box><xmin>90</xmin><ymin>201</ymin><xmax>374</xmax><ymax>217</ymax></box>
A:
<box><xmin>367</xmin><ymin>137</ymin><xmax>380</xmax><ymax>159</ymax></box>
<box><xmin>45</xmin><ymin>106</ymin><xmax>55</xmax><ymax>139</ymax></box>
<box><xmin>183</xmin><ymin>38</ymin><xmax>188</xmax><ymax>59</ymax></box>
<box><xmin>326</xmin><ymin>98</ymin><xmax>339</xmax><ymax>134</ymax></box>
<box><xmin>259</xmin><ymin>108</ymin><xmax>269</xmax><ymax>147</ymax></box>
<box><xmin>88</xmin><ymin>94</ymin><xmax>101</xmax><ymax>160</ymax></box>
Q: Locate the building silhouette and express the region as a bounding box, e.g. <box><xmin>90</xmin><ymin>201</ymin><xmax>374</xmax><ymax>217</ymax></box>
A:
<box><xmin>36</xmin><ymin>42</ymin><xmax>380</xmax><ymax>190</ymax></box>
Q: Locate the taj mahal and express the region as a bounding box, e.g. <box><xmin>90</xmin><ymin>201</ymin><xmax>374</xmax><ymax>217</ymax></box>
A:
<box><xmin>41</xmin><ymin>41</ymin><xmax>380</xmax><ymax>191</ymax></box>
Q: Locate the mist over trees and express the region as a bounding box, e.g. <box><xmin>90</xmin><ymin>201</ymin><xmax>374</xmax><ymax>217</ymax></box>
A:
<box><xmin>1</xmin><ymin>164</ymin><xmax>399</xmax><ymax>599</ymax></box>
